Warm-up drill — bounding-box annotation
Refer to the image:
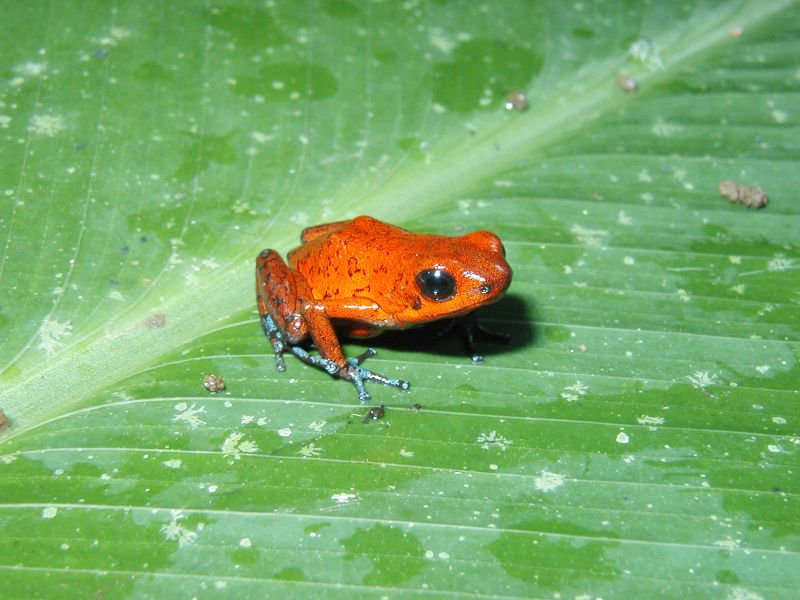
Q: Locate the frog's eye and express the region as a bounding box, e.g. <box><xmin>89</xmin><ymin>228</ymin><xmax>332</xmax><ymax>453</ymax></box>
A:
<box><xmin>417</xmin><ymin>269</ymin><xmax>456</xmax><ymax>302</ymax></box>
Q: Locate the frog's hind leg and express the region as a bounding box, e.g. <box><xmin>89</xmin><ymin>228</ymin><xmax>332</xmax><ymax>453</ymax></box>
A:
<box><xmin>256</xmin><ymin>249</ymin><xmax>308</xmax><ymax>372</ymax></box>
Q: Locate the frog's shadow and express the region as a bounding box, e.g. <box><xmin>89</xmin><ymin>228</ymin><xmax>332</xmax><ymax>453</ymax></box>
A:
<box><xmin>344</xmin><ymin>294</ymin><xmax>535</xmax><ymax>361</ymax></box>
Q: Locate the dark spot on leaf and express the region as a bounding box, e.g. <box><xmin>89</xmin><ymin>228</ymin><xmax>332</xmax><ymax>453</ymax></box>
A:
<box><xmin>432</xmin><ymin>38</ymin><xmax>542</xmax><ymax>113</ymax></box>
<box><xmin>134</xmin><ymin>61</ymin><xmax>171</xmax><ymax>82</ymax></box>
<box><xmin>273</xmin><ymin>566</ymin><xmax>305</xmax><ymax>581</ymax></box>
<box><xmin>571</xmin><ymin>27</ymin><xmax>595</xmax><ymax>39</ymax></box>
<box><xmin>204</xmin><ymin>6</ymin><xmax>286</xmax><ymax>48</ymax></box>
<box><xmin>341</xmin><ymin>524</ymin><xmax>424</xmax><ymax>585</ymax></box>
<box><xmin>174</xmin><ymin>130</ymin><xmax>238</xmax><ymax>181</ymax></box>
<box><xmin>544</xmin><ymin>325</ymin><xmax>571</xmax><ymax>342</ymax></box>
<box><xmin>322</xmin><ymin>0</ymin><xmax>361</xmax><ymax>18</ymax></box>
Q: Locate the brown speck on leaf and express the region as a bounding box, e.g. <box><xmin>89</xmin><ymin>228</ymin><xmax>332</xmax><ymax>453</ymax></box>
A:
<box><xmin>728</xmin><ymin>26</ymin><xmax>744</xmax><ymax>38</ymax></box>
<box><xmin>617</xmin><ymin>74</ymin><xmax>638</xmax><ymax>93</ymax></box>
<box><xmin>145</xmin><ymin>313</ymin><xmax>167</xmax><ymax>328</ymax></box>
<box><xmin>203</xmin><ymin>373</ymin><xmax>226</xmax><ymax>393</ymax></box>
<box><xmin>718</xmin><ymin>180</ymin><xmax>768</xmax><ymax>209</ymax></box>
<box><xmin>0</xmin><ymin>408</ymin><xmax>10</xmax><ymax>432</ymax></box>
<box><xmin>504</xmin><ymin>91</ymin><xmax>528</xmax><ymax>112</ymax></box>
<box><xmin>362</xmin><ymin>405</ymin><xmax>385</xmax><ymax>424</ymax></box>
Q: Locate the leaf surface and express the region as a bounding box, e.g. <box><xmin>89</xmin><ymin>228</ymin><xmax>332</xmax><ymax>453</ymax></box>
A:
<box><xmin>1</xmin><ymin>1</ymin><xmax>799</xmax><ymax>598</ymax></box>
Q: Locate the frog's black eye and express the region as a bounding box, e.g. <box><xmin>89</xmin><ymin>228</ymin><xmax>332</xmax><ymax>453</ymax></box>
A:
<box><xmin>416</xmin><ymin>269</ymin><xmax>456</xmax><ymax>302</ymax></box>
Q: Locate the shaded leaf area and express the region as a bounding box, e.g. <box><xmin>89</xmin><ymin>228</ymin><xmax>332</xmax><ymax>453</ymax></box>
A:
<box><xmin>1</xmin><ymin>0</ymin><xmax>799</xmax><ymax>598</ymax></box>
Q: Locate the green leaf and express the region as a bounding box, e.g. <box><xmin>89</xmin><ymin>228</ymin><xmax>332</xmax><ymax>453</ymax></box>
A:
<box><xmin>2</xmin><ymin>0</ymin><xmax>799</xmax><ymax>597</ymax></box>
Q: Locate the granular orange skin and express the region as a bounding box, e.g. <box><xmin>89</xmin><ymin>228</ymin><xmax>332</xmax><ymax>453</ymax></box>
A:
<box><xmin>256</xmin><ymin>215</ymin><xmax>512</xmax><ymax>400</ymax></box>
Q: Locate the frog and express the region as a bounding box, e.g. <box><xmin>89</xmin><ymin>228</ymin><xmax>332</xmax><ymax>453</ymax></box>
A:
<box><xmin>256</xmin><ymin>215</ymin><xmax>512</xmax><ymax>402</ymax></box>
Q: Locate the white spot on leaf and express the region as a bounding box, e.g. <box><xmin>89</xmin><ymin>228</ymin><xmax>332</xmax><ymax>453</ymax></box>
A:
<box><xmin>28</xmin><ymin>114</ymin><xmax>66</xmax><ymax>137</ymax></box>
<box><xmin>38</xmin><ymin>317</ymin><xmax>72</xmax><ymax>354</ymax></box>
<box><xmin>476</xmin><ymin>431</ymin><xmax>513</xmax><ymax>451</ymax></box>
<box><xmin>561</xmin><ymin>380</ymin><xmax>588</xmax><ymax>402</ymax></box>
<box><xmin>771</xmin><ymin>110</ymin><xmax>788</xmax><ymax>124</ymax></box>
<box><xmin>534</xmin><ymin>470</ymin><xmax>565</xmax><ymax>492</ymax></box>
<box><xmin>688</xmin><ymin>371</ymin><xmax>717</xmax><ymax>389</ymax></box>
<box><xmin>727</xmin><ymin>588</ymin><xmax>763</xmax><ymax>600</ymax></box>
<box><xmin>172</xmin><ymin>403</ymin><xmax>206</xmax><ymax>428</ymax></box>
<box><xmin>222</xmin><ymin>431</ymin><xmax>260</xmax><ymax>459</ymax></box>
<box><xmin>331</xmin><ymin>492</ymin><xmax>356</xmax><ymax>504</ymax></box>
<box><xmin>629</xmin><ymin>38</ymin><xmax>664</xmax><ymax>70</ymax></box>
<box><xmin>570</xmin><ymin>224</ymin><xmax>609</xmax><ymax>248</ymax></box>
<box><xmin>298</xmin><ymin>443</ymin><xmax>322</xmax><ymax>458</ymax></box>
<box><xmin>651</xmin><ymin>116</ymin><xmax>682</xmax><ymax>137</ymax></box>
<box><xmin>16</xmin><ymin>61</ymin><xmax>47</xmax><ymax>76</ymax></box>
<box><xmin>160</xmin><ymin>510</ymin><xmax>197</xmax><ymax>548</ymax></box>
<box><xmin>767</xmin><ymin>254</ymin><xmax>793</xmax><ymax>272</ymax></box>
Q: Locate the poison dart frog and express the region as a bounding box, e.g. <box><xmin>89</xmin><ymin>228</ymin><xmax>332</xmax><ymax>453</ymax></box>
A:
<box><xmin>256</xmin><ymin>216</ymin><xmax>512</xmax><ymax>402</ymax></box>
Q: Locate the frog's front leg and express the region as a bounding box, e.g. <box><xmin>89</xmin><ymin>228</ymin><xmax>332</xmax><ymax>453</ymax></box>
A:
<box><xmin>302</xmin><ymin>307</ymin><xmax>409</xmax><ymax>403</ymax></box>
<box><xmin>438</xmin><ymin>311</ymin><xmax>510</xmax><ymax>363</ymax></box>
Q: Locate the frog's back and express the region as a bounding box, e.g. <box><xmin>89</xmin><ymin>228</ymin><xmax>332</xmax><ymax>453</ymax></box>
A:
<box><xmin>288</xmin><ymin>216</ymin><xmax>412</xmax><ymax>305</ymax></box>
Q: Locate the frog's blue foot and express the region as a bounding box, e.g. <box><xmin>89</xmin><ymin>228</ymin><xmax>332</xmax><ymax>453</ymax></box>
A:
<box><xmin>345</xmin><ymin>348</ymin><xmax>409</xmax><ymax>403</ymax></box>
<box><xmin>263</xmin><ymin>318</ymin><xmax>409</xmax><ymax>402</ymax></box>
<box><xmin>286</xmin><ymin>345</ymin><xmax>408</xmax><ymax>403</ymax></box>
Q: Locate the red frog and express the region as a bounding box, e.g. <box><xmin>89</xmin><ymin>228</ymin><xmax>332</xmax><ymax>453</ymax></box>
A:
<box><xmin>256</xmin><ymin>216</ymin><xmax>512</xmax><ymax>402</ymax></box>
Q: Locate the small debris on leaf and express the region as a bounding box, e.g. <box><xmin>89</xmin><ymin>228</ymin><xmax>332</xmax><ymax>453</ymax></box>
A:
<box><xmin>0</xmin><ymin>408</ymin><xmax>10</xmax><ymax>432</ymax></box>
<box><xmin>718</xmin><ymin>180</ymin><xmax>768</xmax><ymax>209</ymax></box>
<box><xmin>411</xmin><ymin>403</ymin><xmax>423</xmax><ymax>413</ymax></box>
<box><xmin>503</xmin><ymin>91</ymin><xmax>528</xmax><ymax>112</ymax></box>
<box><xmin>617</xmin><ymin>74</ymin><xmax>638</xmax><ymax>93</ymax></box>
<box><xmin>363</xmin><ymin>405</ymin><xmax>385</xmax><ymax>424</ymax></box>
<box><xmin>145</xmin><ymin>313</ymin><xmax>167</xmax><ymax>328</ymax></box>
<box><xmin>728</xmin><ymin>26</ymin><xmax>744</xmax><ymax>38</ymax></box>
<box><xmin>628</xmin><ymin>38</ymin><xmax>664</xmax><ymax>70</ymax></box>
<box><xmin>203</xmin><ymin>373</ymin><xmax>226</xmax><ymax>393</ymax></box>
